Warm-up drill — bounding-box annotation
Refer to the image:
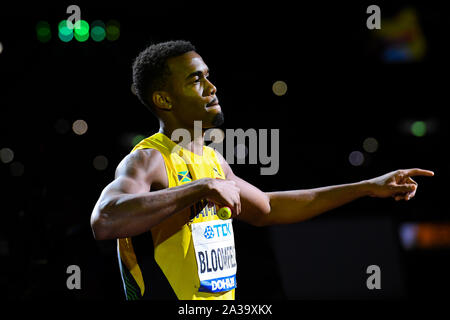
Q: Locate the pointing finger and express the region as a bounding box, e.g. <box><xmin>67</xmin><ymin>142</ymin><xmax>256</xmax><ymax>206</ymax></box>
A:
<box><xmin>403</xmin><ymin>168</ymin><xmax>435</xmax><ymax>177</ymax></box>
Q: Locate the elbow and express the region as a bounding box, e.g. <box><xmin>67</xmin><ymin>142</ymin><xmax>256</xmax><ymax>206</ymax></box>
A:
<box><xmin>258</xmin><ymin>194</ymin><xmax>274</xmax><ymax>227</ymax></box>
<box><xmin>246</xmin><ymin>195</ymin><xmax>272</xmax><ymax>227</ymax></box>
<box><xmin>91</xmin><ymin>215</ymin><xmax>110</xmax><ymax>240</ymax></box>
<box><xmin>262</xmin><ymin>194</ymin><xmax>272</xmax><ymax>216</ymax></box>
<box><xmin>91</xmin><ymin>218</ymin><xmax>109</xmax><ymax>240</ymax></box>
<box><xmin>90</xmin><ymin>203</ymin><xmax>115</xmax><ymax>241</ymax></box>
<box><xmin>258</xmin><ymin>193</ymin><xmax>272</xmax><ymax>218</ymax></box>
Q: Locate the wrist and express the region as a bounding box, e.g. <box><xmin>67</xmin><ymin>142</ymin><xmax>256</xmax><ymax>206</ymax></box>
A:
<box><xmin>357</xmin><ymin>179</ymin><xmax>375</xmax><ymax>197</ymax></box>
<box><xmin>198</xmin><ymin>177</ymin><xmax>214</xmax><ymax>195</ymax></box>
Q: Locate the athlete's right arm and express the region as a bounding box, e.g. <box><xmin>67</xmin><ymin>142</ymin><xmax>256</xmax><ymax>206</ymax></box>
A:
<box><xmin>90</xmin><ymin>149</ymin><xmax>241</xmax><ymax>240</ymax></box>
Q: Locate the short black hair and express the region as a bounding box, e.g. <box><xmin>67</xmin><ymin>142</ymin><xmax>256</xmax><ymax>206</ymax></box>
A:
<box><xmin>132</xmin><ymin>40</ymin><xmax>196</xmax><ymax>112</ymax></box>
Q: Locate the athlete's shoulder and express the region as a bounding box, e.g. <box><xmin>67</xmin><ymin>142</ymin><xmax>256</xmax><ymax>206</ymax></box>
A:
<box><xmin>130</xmin><ymin>148</ymin><xmax>164</xmax><ymax>168</ymax></box>
<box><xmin>116</xmin><ymin>148</ymin><xmax>166</xmax><ymax>180</ymax></box>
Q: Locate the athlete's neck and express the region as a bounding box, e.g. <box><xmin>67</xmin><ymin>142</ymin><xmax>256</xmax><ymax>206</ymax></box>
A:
<box><xmin>159</xmin><ymin>122</ymin><xmax>205</xmax><ymax>156</ymax></box>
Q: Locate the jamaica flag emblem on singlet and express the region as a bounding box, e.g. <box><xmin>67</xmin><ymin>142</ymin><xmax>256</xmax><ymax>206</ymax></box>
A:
<box><xmin>177</xmin><ymin>170</ymin><xmax>192</xmax><ymax>183</ymax></box>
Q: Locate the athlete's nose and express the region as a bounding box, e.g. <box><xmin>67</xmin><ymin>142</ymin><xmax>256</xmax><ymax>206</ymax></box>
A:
<box><xmin>205</xmin><ymin>78</ymin><xmax>217</xmax><ymax>96</ymax></box>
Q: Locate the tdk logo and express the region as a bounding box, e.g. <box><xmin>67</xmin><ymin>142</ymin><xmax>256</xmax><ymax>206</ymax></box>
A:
<box><xmin>204</xmin><ymin>226</ymin><xmax>215</xmax><ymax>239</ymax></box>
<box><xmin>203</xmin><ymin>223</ymin><xmax>232</xmax><ymax>240</ymax></box>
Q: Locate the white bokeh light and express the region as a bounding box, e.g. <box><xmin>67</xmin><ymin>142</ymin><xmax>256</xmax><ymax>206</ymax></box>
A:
<box><xmin>349</xmin><ymin>151</ymin><xmax>364</xmax><ymax>166</ymax></box>
<box><xmin>72</xmin><ymin>119</ymin><xmax>88</xmax><ymax>135</ymax></box>
<box><xmin>0</xmin><ymin>148</ymin><xmax>14</xmax><ymax>164</ymax></box>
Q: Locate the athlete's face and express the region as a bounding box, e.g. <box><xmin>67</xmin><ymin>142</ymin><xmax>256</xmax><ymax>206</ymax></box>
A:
<box><xmin>165</xmin><ymin>51</ymin><xmax>223</xmax><ymax>128</ymax></box>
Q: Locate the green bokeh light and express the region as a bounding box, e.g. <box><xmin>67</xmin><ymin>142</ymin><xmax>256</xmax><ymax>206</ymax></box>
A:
<box><xmin>36</xmin><ymin>21</ymin><xmax>51</xmax><ymax>43</ymax></box>
<box><xmin>106</xmin><ymin>20</ymin><xmax>120</xmax><ymax>41</ymax></box>
<box><xmin>74</xmin><ymin>20</ymin><xmax>89</xmax><ymax>42</ymax></box>
<box><xmin>91</xmin><ymin>20</ymin><xmax>106</xmax><ymax>42</ymax></box>
<box><xmin>132</xmin><ymin>135</ymin><xmax>146</xmax><ymax>146</ymax></box>
<box><xmin>411</xmin><ymin>121</ymin><xmax>427</xmax><ymax>137</ymax></box>
<box><xmin>58</xmin><ymin>20</ymin><xmax>73</xmax><ymax>42</ymax></box>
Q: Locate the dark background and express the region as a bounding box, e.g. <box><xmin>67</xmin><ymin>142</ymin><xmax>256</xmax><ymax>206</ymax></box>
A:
<box><xmin>0</xmin><ymin>1</ymin><xmax>448</xmax><ymax>300</ymax></box>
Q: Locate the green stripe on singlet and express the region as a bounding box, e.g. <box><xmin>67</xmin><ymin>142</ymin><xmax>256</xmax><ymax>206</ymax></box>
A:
<box><xmin>121</xmin><ymin>261</ymin><xmax>141</xmax><ymax>300</ymax></box>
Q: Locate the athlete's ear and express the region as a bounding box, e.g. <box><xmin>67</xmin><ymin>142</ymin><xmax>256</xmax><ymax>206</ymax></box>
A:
<box><xmin>152</xmin><ymin>91</ymin><xmax>172</xmax><ymax>111</ymax></box>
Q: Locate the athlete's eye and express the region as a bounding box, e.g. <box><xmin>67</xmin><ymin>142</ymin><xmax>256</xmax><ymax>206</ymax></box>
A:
<box><xmin>193</xmin><ymin>73</ymin><xmax>209</xmax><ymax>84</ymax></box>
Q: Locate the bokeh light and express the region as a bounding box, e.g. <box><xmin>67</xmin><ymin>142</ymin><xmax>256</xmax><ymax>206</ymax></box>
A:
<box><xmin>376</xmin><ymin>7</ymin><xmax>426</xmax><ymax>63</ymax></box>
<box><xmin>91</xmin><ymin>20</ymin><xmax>106</xmax><ymax>42</ymax></box>
<box><xmin>399</xmin><ymin>223</ymin><xmax>418</xmax><ymax>250</ymax></box>
<box><xmin>411</xmin><ymin>121</ymin><xmax>426</xmax><ymax>137</ymax></box>
<box><xmin>72</xmin><ymin>119</ymin><xmax>88</xmax><ymax>135</ymax></box>
<box><xmin>93</xmin><ymin>155</ymin><xmax>108</xmax><ymax>170</ymax></box>
<box><xmin>10</xmin><ymin>161</ymin><xmax>24</xmax><ymax>176</ymax></box>
<box><xmin>0</xmin><ymin>148</ymin><xmax>14</xmax><ymax>164</ymax></box>
<box><xmin>399</xmin><ymin>222</ymin><xmax>450</xmax><ymax>250</ymax></box>
<box><xmin>36</xmin><ymin>21</ymin><xmax>51</xmax><ymax>43</ymax></box>
<box><xmin>106</xmin><ymin>20</ymin><xmax>120</xmax><ymax>41</ymax></box>
<box><xmin>58</xmin><ymin>20</ymin><xmax>74</xmax><ymax>42</ymax></box>
<box><xmin>348</xmin><ymin>151</ymin><xmax>364</xmax><ymax>166</ymax></box>
<box><xmin>362</xmin><ymin>137</ymin><xmax>379</xmax><ymax>153</ymax></box>
<box><xmin>132</xmin><ymin>134</ymin><xmax>146</xmax><ymax>146</ymax></box>
<box><xmin>74</xmin><ymin>20</ymin><xmax>90</xmax><ymax>42</ymax></box>
<box><xmin>272</xmin><ymin>80</ymin><xmax>288</xmax><ymax>96</ymax></box>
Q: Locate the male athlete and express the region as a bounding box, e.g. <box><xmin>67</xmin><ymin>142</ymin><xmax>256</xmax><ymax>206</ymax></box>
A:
<box><xmin>90</xmin><ymin>40</ymin><xmax>434</xmax><ymax>300</ymax></box>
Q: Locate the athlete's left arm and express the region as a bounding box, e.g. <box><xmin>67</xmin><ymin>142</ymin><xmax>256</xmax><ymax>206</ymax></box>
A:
<box><xmin>216</xmin><ymin>151</ymin><xmax>434</xmax><ymax>226</ymax></box>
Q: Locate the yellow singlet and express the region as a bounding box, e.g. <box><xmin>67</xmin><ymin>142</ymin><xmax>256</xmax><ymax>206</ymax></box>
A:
<box><xmin>117</xmin><ymin>132</ymin><xmax>236</xmax><ymax>300</ymax></box>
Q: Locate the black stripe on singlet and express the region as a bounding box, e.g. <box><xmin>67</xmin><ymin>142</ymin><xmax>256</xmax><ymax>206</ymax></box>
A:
<box><xmin>128</xmin><ymin>231</ymin><xmax>178</xmax><ymax>300</ymax></box>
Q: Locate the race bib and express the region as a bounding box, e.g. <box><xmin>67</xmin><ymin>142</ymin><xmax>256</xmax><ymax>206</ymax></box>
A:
<box><xmin>191</xmin><ymin>219</ymin><xmax>237</xmax><ymax>293</ymax></box>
